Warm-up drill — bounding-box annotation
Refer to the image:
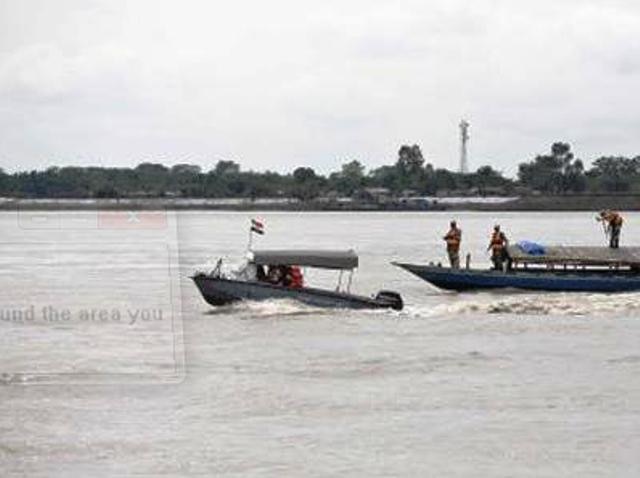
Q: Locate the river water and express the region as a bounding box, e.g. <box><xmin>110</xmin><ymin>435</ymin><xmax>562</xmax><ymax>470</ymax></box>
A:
<box><xmin>1</xmin><ymin>211</ymin><xmax>639</xmax><ymax>477</ymax></box>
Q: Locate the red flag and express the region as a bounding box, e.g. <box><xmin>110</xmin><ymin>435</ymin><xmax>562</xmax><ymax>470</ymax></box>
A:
<box><xmin>250</xmin><ymin>218</ymin><xmax>265</xmax><ymax>235</ymax></box>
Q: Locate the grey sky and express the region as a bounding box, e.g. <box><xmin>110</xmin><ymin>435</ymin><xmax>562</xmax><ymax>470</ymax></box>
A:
<box><xmin>1</xmin><ymin>0</ymin><xmax>639</xmax><ymax>175</ymax></box>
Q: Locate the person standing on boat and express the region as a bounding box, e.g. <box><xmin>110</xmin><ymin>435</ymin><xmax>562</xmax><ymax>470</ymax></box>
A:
<box><xmin>443</xmin><ymin>220</ymin><xmax>462</xmax><ymax>268</ymax></box>
<box><xmin>488</xmin><ymin>224</ymin><xmax>509</xmax><ymax>270</ymax></box>
<box><xmin>597</xmin><ymin>210</ymin><xmax>623</xmax><ymax>248</ymax></box>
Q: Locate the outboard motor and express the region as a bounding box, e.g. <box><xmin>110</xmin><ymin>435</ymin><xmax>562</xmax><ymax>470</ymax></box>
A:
<box><xmin>375</xmin><ymin>290</ymin><xmax>404</xmax><ymax>311</ymax></box>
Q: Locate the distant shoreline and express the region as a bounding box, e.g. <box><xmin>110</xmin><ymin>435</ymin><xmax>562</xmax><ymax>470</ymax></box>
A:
<box><xmin>1</xmin><ymin>194</ymin><xmax>640</xmax><ymax>211</ymax></box>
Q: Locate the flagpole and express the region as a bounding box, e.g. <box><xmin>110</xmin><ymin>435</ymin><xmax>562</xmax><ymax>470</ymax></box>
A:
<box><xmin>247</xmin><ymin>218</ymin><xmax>264</xmax><ymax>252</ymax></box>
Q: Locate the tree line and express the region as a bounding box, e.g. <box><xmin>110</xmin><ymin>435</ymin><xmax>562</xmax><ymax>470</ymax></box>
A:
<box><xmin>1</xmin><ymin>142</ymin><xmax>639</xmax><ymax>200</ymax></box>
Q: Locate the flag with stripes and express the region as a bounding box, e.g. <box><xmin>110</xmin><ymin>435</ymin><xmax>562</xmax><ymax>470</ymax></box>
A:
<box><xmin>251</xmin><ymin>218</ymin><xmax>265</xmax><ymax>235</ymax></box>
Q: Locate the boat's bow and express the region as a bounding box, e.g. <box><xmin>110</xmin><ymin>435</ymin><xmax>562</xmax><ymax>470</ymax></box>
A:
<box><xmin>392</xmin><ymin>262</ymin><xmax>462</xmax><ymax>290</ymax></box>
<box><xmin>392</xmin><ymin>261</ymin><xmax>435</xmax><ymax>280</ymax></box>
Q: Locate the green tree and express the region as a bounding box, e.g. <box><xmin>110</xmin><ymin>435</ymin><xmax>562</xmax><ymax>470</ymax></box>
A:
<box><xmin>368</xmin><ymin>165</ymin><xmax>401</xmax><ymax>191</ymax></box>
<box><xmin>587</xmin><ymin>156</ymin><xmax>640</xmax><ymax>192</ymax></box>
<box><xmin>368</xmin><ymin>144</ymin><xmax>428</xmax><ymax>194</ymax></box>
<box><xmin>291</xmin><ymin>167</ymin><xmax>323</xmax><ymax>201</ymax></box>
<box><xmin>397</xmin><ymin>145</ymin><xmax>424</xmax><ymax>175</ymax></box>
<box><xmin>0</xmin><ymin>168</ymin><xmax>7</xmax><ymax>195</ymax></box>
<box><xmin>214</xmin><ymin>160</ymin><xmax>241</xmax><ymax>176</ymax></box>
<box><xmin>134</xmin><ymin>163</ymin><xmax>170</xmax><ymax>195</ymax></box>
<box><xmin>396</xmin><ymin>144</ymin><xmax>426</xmax><ymax>192</ymax></box>
<box><xmin>328</xmin><ymin>160</ymin><xmax>366</xmax><ymax>195</ymax></box>
<box><xmin>518</xmin><ymin>142</ymin><xmax>586</xmax><ymax>193</ymax></box>
<box><xmin>171</xmin><ymin>164</ymin><xmax>203</xmax><ymax>196</ymax></box>
<box><xmin>432</xmin><ymin>168</ymin><xmax>457</xmax><ymax>192</ymax></box>
<box><xmin>205</xmin><ymin>161</ymin><xmax>243</xmax><ymax>197</ymax></box>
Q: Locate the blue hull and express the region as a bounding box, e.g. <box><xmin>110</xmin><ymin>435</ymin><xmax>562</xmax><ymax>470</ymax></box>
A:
<box><xmin>394</xmin><ymin>263</ymin><xmax>640</xmax><ymax>293</ymax></box>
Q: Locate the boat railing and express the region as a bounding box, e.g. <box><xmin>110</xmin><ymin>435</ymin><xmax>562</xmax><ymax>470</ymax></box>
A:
<box><xmin>335</xmin><ymin>269</ymin><xmax>355</xmax><ymax>293</ymax></box>
<box><xmin>211</xmin><ymin>258</ymin><xmax>223</xmax><ymax>278</ymax></box>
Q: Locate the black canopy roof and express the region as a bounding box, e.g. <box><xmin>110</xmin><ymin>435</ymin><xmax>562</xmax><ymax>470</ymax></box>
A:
<box><xmin>250</xmin><ymin>249</ymin><xmax>359</xmax><ymax>270</ymax></box>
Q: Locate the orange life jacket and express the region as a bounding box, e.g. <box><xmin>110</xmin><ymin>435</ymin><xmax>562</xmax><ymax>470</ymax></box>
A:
<box><xmin>490</xmin><ymin>231</ymin><xmax>506</xmax><ymax>252</ymax></box>
<box><xmin>445</xmin><ymin>227</ymin><xmax>462</xmax><ymax>250</ymax></box>
<box><xmin>604</xmin><ymin>211</ymin><xmax>623</xmax><ymax>227</ymax></box>
<box><xmin>289</xmin><ymin>266</ymin><xmax>303</xmax><ymax>288</ymax></box>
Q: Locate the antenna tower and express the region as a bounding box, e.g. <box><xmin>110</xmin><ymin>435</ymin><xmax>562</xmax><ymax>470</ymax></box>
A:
<box><xmin>459</xmin><ymin>119</ymin><xmax>470</xmax><ymax>173</ymax></box>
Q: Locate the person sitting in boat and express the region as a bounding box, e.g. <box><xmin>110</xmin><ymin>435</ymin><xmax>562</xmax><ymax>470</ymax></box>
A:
<box><xmin>488</xmin><ymin>224</ymin><xmax>509</xmax><ymax>270</ymax></box>
<box><xmin>267</xmin><ymin>265</ymin><xmax>284</xmax><ymax>284</ymax></box>
<box><xmin>256</xmin><ymin>265</ymin><xmax>267</xmax><ymax>282</ymax></box>
<box><xmin>287</xmin><ymin>266</ymin><xmax>304</xmax><ymax>288</ymax></box>
<box><xmin>443</xmin><ymin>220</ymin><xmax>462</xmax><ymax>269</ymax></box>
<box><xmin>597</xmin><ymin>210</ymin><xmax>623</xmax><ymax>249</ymax></box>
<box><xmin>280</xmin><ymin>266</ymin><xmax>292</xmax><ymax>287</ymax></box>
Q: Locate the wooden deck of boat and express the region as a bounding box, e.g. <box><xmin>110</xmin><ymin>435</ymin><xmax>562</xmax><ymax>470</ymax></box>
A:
<box><xmin>507</xmin><ymin>246</ymin><xmax>640</xmax><ymax>267</ymax></box>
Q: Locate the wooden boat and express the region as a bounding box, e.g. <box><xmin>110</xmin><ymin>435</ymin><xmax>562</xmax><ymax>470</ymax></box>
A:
<box><xmin>193</xmin><ymin>249</ymin><xmax>403</xmax><ymax>310</ymax></box>
<box><xmin>394</xmin><ymin>246</ymin><xmax>640</xmax><ymax>293</ymax></box>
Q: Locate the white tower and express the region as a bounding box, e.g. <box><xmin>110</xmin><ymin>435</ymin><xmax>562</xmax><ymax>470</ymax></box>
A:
<box><xmin>459</xmin><ymin>119</ymin><xmax>470</xmax><ymax>173</ymax></box>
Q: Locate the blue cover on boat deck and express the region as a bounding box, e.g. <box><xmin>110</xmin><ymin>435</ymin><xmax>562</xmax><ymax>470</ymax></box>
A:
<box><xmin>517</xmin><ymin>240</ymin><xmax>546</xmax><ymax>255</ymax></box>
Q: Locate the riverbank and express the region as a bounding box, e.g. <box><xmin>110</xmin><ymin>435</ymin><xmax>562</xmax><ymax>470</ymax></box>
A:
<box><xmin>1</xmin><ymin>194</ymin><xmax>639</xmax><ymax>211</ymax></box>
<box><xmin>475</xmin><ymin>194</ymin><xmax>640</xmax><ymax>211</ymax></box>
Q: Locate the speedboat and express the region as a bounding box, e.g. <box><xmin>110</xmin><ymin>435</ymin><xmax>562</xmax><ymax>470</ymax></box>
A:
<box><xmin>394</xmin><ymin>245</ymin><xmax>640</xmax><ymax>293</ymax></box>
<box><xmin>193</xmin><ymin>249</ymin><xmax>403</xmax><ymax>310</ymax></box>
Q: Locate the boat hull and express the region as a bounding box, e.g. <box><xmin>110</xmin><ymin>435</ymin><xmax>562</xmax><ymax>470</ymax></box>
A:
<box><xmin>394</xmin><ymin>263</ymin><xmax>640</xmax><ymax>293</ymax></box>
<box><xmin>192</xmin><ymin>274</ymin><xmax>402</xmax><ymax>310</ymax></box>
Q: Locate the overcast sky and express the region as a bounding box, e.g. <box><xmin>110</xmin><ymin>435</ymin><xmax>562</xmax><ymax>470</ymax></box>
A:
<box><xmin>1</xmin><ymin>0</ymin><xmax>639</xmax><ymax>175</ymax></box>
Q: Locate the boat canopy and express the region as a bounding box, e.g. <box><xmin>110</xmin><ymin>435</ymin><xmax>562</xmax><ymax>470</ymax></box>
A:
<box><xmin>250</xmin><ymin>249</ymin><xmax>359</xmax><ymax>270</ymax></box>
<box><xmin>508</xmin><ymin>245</ymin><xmax>640</xmax><ymax>267</ymax></box>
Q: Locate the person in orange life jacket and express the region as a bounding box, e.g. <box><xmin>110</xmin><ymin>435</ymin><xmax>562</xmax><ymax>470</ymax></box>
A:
<box><xmin>287</xmin><ymin>266</ymin><xmax>304</xmax><ymax>288</ymax></box>
<box><xmin>597</xmin><ymin>210</ymin><xmax>623</xmax><ymax>249</ymax></box>
<box><xmin>487</xmin><ymin>224</ymin><xmax>509</xmax><ymax>270</ymax></box>
<box><xmin>443</xmin><ymin>220</ymin><xmax>462</xmax><ymax>268</ymax></box>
